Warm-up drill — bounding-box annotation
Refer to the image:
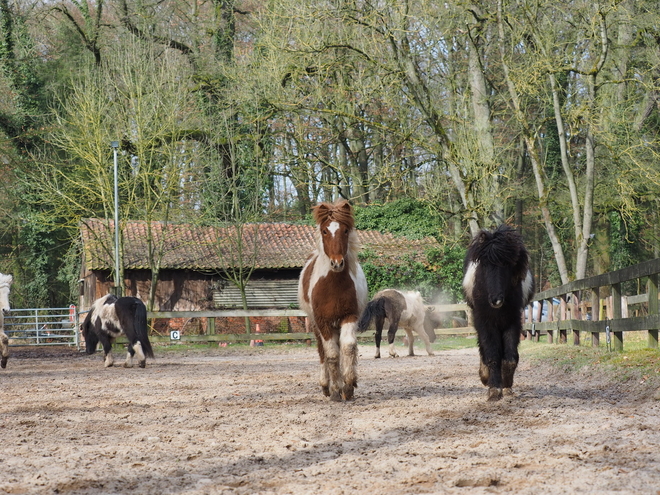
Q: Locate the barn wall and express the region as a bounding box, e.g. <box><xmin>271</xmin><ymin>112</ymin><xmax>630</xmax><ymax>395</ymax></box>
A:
<box><xmin>80</xmin><ymin>267</ymin><xmax>301</xmax><ymax>313</ymax></box>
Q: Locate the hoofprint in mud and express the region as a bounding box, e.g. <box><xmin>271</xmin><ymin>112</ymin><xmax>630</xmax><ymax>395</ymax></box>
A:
<box><xmin>0</xmin><ymin>344</ymin><xmax>659</xmax><ymax>494</ymax></box>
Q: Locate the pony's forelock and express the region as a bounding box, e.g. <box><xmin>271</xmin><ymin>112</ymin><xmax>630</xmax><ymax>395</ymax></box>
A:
<box><xmin>312</xmin><ymin>200</ymin><xmax>355</xmax><ymax>230</ymax></box>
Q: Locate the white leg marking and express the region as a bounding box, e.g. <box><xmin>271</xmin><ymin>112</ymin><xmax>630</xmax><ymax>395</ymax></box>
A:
<box><xmin>133</xmin><ymin>341</ymin><xmax>146</xmax><ymax>362</ymax></box>
<box><xmin>388</xmin><ymin>342</ymin><xmax>398</xmax><ymax>358</ymax></box>
<box><xmin>339</xmin><ymin>322</ymin><xmax>358</xmax><ymax>389</ymax></box>
<box><xmin>322</xmin><ymin>337</ymin><xmax>341</xmax><ymax>399</ymax></box>
<box><xmin>104</xmin><ymin>352</ymin><xmax>114</xmax><ymax>367</ymax></box>
<box><xmin>124</xmin><ymin>351</ymin><xmax>133</xmax><ymax>368</ymax></box>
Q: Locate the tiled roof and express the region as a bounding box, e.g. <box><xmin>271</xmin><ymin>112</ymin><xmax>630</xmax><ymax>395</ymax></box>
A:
<box><xmin>80</xmin><ymin>219</ymin><xmax>439</xmax><ymax>271</ymax></box>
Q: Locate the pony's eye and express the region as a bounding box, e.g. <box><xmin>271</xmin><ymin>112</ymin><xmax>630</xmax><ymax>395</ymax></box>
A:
<box><xmin>344</xmin><ymin>229</ymin><xmax>349</xmax><ymax>235</ymax></box>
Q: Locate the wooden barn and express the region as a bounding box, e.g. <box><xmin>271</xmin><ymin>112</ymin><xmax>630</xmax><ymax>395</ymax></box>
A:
<box><xmin>79</xmin><ymin>218</ymin><xmax>441</xmax><ymax>315</ymax></box>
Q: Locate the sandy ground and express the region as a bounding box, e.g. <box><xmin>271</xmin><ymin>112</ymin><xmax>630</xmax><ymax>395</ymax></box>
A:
<box><xmin>0</xmin><ymin>342</ymin><xmax>659</xmax><ymax>495</ymax></box>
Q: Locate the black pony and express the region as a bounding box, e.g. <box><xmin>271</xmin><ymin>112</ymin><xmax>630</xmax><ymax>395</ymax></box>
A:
<box><xmin>463</xmin><ymin>225</ymin><xmax>534</xmax><ymax>401</ymax></box>
<box><xmin>82</xmin><ymin>294</ymin><xmax>154</xmax><ymax>368</ymax></box>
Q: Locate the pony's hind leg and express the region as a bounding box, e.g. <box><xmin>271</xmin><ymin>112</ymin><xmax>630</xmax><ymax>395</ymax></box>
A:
<box><xmin>339</xmin><ymin>319</ymin><xmax>358</xmax><ymax>400</ymax></box>
<box><xmin>373</xmin><ymin>314</ymin><xmax>385</xmax><ymax>359</ymax></box>
<box><xmin>0</xmin><ymin>331</ymin><xmax>9</xmax><ymax>368</ymax></box>
<box><xmin>387</xmin><ymin>316</ymin><xmax>402</xmax><ymax>358</ymax></box>
<box><xmin>125</xmin><ymin>341</ymin><xmax>146</xmax><ymax>368</ymax></box>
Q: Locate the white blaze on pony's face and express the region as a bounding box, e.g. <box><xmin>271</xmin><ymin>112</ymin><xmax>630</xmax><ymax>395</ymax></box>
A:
<box><xmin>0</xmin><ymin>273</ymin><xmax>13</xmax><ymax>315</ymax></box>
<box><xmin>321</xmin><ymin>219</ymin><xmax>350</xmax><ymax>272</ymax></box>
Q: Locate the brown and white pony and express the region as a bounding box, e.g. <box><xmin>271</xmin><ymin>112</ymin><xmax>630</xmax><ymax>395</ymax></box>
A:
<box><xmin>357</xmin><ymin>289</ymin><xmax>436</xmax><ymax>358</ymax></box>
<box><xmin>0</xmin><ymin>273</ymin><xmax>13</xmax><ymax>368</ymax></box>
<box><xmin>298</xmin><ymin>200</ymin><xmax>368</xmax><ymax>401</ymax></box>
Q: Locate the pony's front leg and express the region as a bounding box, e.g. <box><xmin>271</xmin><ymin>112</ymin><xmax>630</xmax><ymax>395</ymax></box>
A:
<box><xmin>405</xmin><ymin>329</ymin><xmax>415</xmax><ymax>356</ymax></box>
<box><xmin>501</xmin><ymin>325</ymin><xmax>520</xmax><ymax>396</ymax></box>
<box><xmin>98</xmin><ymin>333</ymin><xmax>115</xmax><ymax>368</ymax></box>
<box><xmin>319</xmin><ymin>332</ymin><xmax>342</xmax><ymax>401</ymax></box>
<box><xmin>477</xmin><ymin>332</ymin><xmax>504</xmax><ymax>401</ymax></box>
<box><xmin>314</xmin><ymin>333</ymin><xmax>331</xmax><ymax>397</ymax></box>
<box><xmin>414</xmin><ymin>323</ymin><xmax>435</xmax><ymax>356</ymax></box>
<box><xmin>339</xmin><ymin>318</ymin><xmax>358</xmax><ymax>400</ymax></box>
<box><xmin>0</xmin><ymin>330</ymin><xmax>9</xmax><ymax>368</ymax></box>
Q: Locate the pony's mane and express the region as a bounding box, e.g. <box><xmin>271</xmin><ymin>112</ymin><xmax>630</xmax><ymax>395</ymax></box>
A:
<box><xmin>312</xmin><ymin>200</ymin><xmax>355</xmax><ymax>229</ymax></box>
<box><xmin>0</xmin><ymin>273</ymin><xmax>12</xmax><ymax>288</ymax></box>
<box><xmin>467</xmin><ymin>225</ymin><xmax>525</xmax><ymax>268</ymax></box>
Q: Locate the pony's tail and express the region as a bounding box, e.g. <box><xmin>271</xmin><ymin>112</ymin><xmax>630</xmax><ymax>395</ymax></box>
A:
<box><xmin>82</xmin><ymin>313</ymin><xmax>99</xmax><ymax>355</ymax></box>
<box><xmin>134</xmin><ymin>301</ymin><xmax>154</xmax><ymax>359</ymax></box>
<box><xmin>356</xmin><ymin>298</ymin><xmax>386</xmax><ymax>333</ymax></box>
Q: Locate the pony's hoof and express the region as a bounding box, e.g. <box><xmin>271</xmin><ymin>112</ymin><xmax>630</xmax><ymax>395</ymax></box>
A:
<box><xmin>321</xmin><ymin>386</ymin><xmax>330</xmax><ymax>397</ymax></box>
<box><xmin>487</xmin><ymin>388</ymin><xmax>503</xmax><ymax>401</ymax></box>
<box><xmin>123</xmin><ymin>362</ymin><xmax>133</xmax><ymax>368</ymax></box>
<box><xmin>1</xmin><ymin>357</ymin><xmax>7</xmax><ymax>368</ymax></box>
<box><xmin>330</xmin><ymin>391</ymin><xmax>342</xmax><ymax>402</ymax></box>
<box><xmin>502</xmin><ymin>387</ymin><xmax>514</xmax><ymax>396</ymax></box>
<box><xmin>138</xmin><ymin>360</ymin><xmax>146</xmax><ymax>369</ymax></box>
<box><xmin>342</xmin><ymin>385</ymin><xmax>355</xmax><ymax>401</ymax></box>
<box><xmin>374</xmin><ymin>355</ymin><xmax>380</xmax><ymax>359</ymax></box>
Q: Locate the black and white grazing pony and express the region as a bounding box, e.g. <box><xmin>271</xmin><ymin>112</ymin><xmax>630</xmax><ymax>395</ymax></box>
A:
<box><xmin>82</xmin><ymin>294</ymin><xmax>154</xmax><ymax>368</ymax></box>
<box><xmin>0</xmin><ymin>273</ymin><xmax>13</xmax><ymax>369</ymax></box>
<box><xmin>357</xmin><ymin>289</ymin><xmax>436</xmax><ymax>358</ymax></box>
<box><xmin>463</xmin><ymin>225</ymin><xmax>534</xmax><ymax>401</ymax></box>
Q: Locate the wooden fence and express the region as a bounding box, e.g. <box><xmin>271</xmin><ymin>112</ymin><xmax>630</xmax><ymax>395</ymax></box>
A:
<box><xmin>140</xmin><ymin>304</ymin><xmax>473</xmax><ymax>345</ymax></box>
<box><xmin>522</xmin><ymin>258</ymin><xmax>660</xmax><ymax>351</ymax></box>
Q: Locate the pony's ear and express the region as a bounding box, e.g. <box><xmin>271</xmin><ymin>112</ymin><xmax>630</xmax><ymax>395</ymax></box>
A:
<box><xmin>338</xmin><ymin>200</ymin><xmax>353</xmax><ymax>215</ymax></box>
<box><xmin>312</xmin><ymin>203</ymin><xmax>330</xmax><ymax>225</ymax></box>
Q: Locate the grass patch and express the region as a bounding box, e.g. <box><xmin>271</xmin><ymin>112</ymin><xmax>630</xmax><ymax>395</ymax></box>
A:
<box><xmin>520</xmin><ymin>333</ymin><xmax>660</xmax><ymax>385</ymax></box>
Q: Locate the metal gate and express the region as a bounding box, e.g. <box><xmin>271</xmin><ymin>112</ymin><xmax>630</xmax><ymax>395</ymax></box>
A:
<box><xmin>4</xmin><ymin>305</ymin><xmax>80</xmax><ymax>348</ymax></box>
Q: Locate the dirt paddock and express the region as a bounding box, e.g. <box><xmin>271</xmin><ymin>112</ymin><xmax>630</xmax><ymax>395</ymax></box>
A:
<box><xmin>1</xmin><ymin>342</ymin><xmax>659</xmax><ymax>494</ymax></box>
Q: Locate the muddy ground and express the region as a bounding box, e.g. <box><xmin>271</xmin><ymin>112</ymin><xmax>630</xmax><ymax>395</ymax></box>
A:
<box><xmin>0</xmin><ymin>341</ymin><xmax>659</xmax><ymax>495</ymax></box>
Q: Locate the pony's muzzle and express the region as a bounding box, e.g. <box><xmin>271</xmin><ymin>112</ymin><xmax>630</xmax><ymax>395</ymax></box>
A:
<box><xmin>1</xmin><ymin>308</ymin><xmax>9</xmax><ymax>316</ymax></box>
<box><xmin>330</xmin><ymin>257</ymin><xmax>345</xmax><ymax>271</ymax></box>
<box><xmin>489</xmin><ymin>297</ymin><xmax>504</xmax><ymax>309</ymax></box>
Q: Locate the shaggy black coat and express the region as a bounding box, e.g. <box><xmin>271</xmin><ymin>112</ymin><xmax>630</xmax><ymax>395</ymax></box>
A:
<box><xmin>463</xmin><ymin>224</ymin><xmax>534</xmax><ymax>401</ymax></box>
<box><xmin>82</xmin><ymin>295</ymin><xmax>154</xmax><ymax>368</ymax></box>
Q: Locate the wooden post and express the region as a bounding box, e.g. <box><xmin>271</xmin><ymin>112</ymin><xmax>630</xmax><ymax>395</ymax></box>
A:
<box><xmin>572</xmin><ymin>291</ymin><xmax>581</xmax><ymax>346</ymax></box>
<box><xmin>648</xmin><ymin>274</ymin><xmax>659</xmax><ymax>349</ymax></box>
<box><xmin>546</xmin><ymin>298</ymin><xmax>554</xmax><ymax>344</ymax></box>
<box><xmin>208</xmin><ymin>317</ymin><xmax>216</xmax><ymax>335</ymax></box>
<box><xmin>559</xmin><ymin>295</ymin><xmax>568</xmax><ymax>344</ymax></box>
<box><xmin>612</xmin><ymin>283</ymin><xmax>623</xmax><ymax>351</ymax></box>
<box><xmin>591</xmin><ymin>287</ymin><xmax>600</xmax><ymax>347</ymax></box>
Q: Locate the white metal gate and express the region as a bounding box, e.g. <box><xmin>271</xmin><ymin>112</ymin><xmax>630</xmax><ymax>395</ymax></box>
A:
<box><xmin>4</xmin><ymin>305</ymin><xmax>80</xmax><ymax>348</ymax></box>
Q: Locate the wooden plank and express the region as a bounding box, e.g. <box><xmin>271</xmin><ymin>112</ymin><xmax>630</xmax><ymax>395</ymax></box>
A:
<box><xmin>148</xmin><ymin>309</ymin><xmax>307</xmax><ymax>318</ymax></box>
<box><xmin>533</xmin><ymin>258</ymin><xmax>660</xmax><ymax>300</ymax></box>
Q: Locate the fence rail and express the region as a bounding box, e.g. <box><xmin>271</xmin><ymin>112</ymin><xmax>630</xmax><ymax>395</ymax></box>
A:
<box><xmin>523</xmin><ymin>258</ymin><xmax>660</xmax><ymax>351</ymax></box>
<box><xmin>4</xmin><ymin>307</ymin><xmax>79</xmax><ymax>348</ymax></box>
<box><xmin>4</xmin><ymin>304</ymin><xmax>473</xmax><ymax>348</ymax></box>
<box><xmin>142</xmin><ymin>304</ymin><xmax>474</xmax><ymax>344</ymax></box>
